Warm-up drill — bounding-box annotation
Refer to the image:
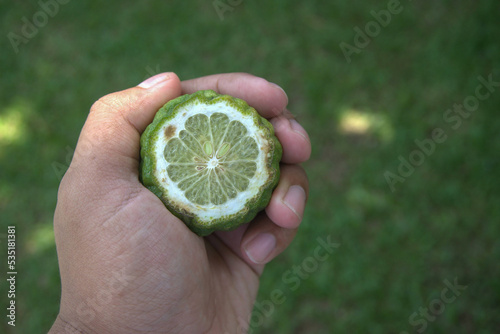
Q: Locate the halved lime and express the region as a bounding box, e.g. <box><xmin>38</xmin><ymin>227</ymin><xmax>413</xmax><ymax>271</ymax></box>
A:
<box><xmin>140</xmin><ymin>90</ymin><xmax>282</xmax><ymax>236</ymax></box>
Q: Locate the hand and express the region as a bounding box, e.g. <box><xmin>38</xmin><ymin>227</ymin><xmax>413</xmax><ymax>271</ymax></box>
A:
<box><xmin>49</xmin><ymin>72</ymin><xmax>311</xmax><ymax>333</ymax></box>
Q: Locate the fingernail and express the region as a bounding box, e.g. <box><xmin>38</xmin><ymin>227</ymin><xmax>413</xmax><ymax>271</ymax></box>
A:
<box><xmin>138</xmin><ymin>73</ymin><xmax>171</xmax><ymax>89</ymax></box>
<box><xmin>289</xmin><ymin>119</ymin><xmax>310</xmax><ymax>143</ymax></box>
<box><xmin>283</xmin><ymin>185</ymin><xmax>306</xmax><ymax>220</ymax></box>
<box><xmin>268</xmin><ymin>82</ymin><xmax>288</xmax><ymax>105</ymax></box>
<box><xmin>244</xmin><ymin>233</ymin><xmax>276</xmax><ymax>264</ymax></box>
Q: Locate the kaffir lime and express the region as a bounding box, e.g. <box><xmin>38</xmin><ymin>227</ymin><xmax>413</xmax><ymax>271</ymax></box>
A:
<box><xmin>140</xmin><ymin>90</ymin><xmax>282</xmax><ymax>236</ymax></box>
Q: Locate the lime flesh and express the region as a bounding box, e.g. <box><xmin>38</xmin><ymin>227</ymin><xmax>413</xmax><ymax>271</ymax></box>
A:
<box><xmin>140</xmin><ymin>90</ymin><xmax>282</xmax><ymax>236</ymax></box>
<box><xmin>165</xmin><ymin>113</ymin><xmax>259</xmax><ymax>205</ymax></box>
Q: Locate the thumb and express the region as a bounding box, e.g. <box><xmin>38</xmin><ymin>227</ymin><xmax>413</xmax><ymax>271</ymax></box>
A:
<box><xmin>70</xmin><ymin>72</ymin><xmax>182</xmax><ymax>181</ymax></box>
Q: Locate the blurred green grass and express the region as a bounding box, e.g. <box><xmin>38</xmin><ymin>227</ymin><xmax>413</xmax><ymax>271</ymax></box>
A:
<box><xmin>1</xmin><ymin>0</ymin><xmax>499</xmax><ymax>333</ymax></box>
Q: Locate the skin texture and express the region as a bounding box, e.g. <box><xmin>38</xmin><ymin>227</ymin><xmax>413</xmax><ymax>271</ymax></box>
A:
<box><xmin>49</xmin><ymin>72</ymin><xmax>311</xmax><ymax>334</ymax></box>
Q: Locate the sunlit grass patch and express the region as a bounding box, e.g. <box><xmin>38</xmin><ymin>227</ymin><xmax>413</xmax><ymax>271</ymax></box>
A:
<box><xmin>26</xmin><ymin>222</ymin><xmax>55</xmax><ymax>255</ymax></box>
<box><xmin>338</xmin><ymin>108</ymin><xmax>394</xmax><ymax>142</ymax></box>
<box><xmin>0</xmin><ymin>100</ymin><xmax>31</xmax><ymax>145</ymax></box>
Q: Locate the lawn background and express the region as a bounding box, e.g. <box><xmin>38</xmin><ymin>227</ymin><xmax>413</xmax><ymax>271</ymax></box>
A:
<box><xmin>1</xmin><ymin>0</ymin><xmax>499</xmax><ymax>333</ymax></box>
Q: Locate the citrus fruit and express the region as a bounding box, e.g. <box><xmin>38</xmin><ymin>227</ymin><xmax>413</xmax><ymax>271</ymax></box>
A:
<box><xmin>140</xmin><ymin>90</ymin><xmax>282</xmax><ymax>236</ymax></box>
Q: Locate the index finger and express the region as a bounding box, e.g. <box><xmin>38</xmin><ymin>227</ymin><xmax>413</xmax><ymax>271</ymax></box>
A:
<box><xmin>181</xmin><ymin>73</ymin><xmax>289</xmax><ymax>119</ymax></box>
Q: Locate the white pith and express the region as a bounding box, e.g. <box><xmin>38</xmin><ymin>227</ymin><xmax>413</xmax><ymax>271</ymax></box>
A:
<box><xmin>152</xmin><ymin>100</ymin><xmax>271</xmax><ymax>223</ymax></box>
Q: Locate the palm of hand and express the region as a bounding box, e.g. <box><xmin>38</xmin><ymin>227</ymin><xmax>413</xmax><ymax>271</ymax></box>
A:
<box><xmin>56</xmin><ymin>177</ymin><xmax>258</xmax><ymax>333</ymax></box>
<box><xmin>101</xmin><ymin>187</ymin><xmax>259</xmax><ymax>332</ymax></box>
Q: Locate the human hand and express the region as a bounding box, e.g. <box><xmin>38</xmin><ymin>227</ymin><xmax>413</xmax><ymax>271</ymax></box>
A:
<box><xmin>49</xmin><ymin>72</ymin><xmax>311</xmax><ymax>333</ymax></box>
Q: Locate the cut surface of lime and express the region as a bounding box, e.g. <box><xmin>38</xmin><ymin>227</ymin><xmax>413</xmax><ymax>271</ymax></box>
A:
<box><xmin>140</xmin><ymin>90</ymin><xmax>282</xmax><ymax>236</ymax></box>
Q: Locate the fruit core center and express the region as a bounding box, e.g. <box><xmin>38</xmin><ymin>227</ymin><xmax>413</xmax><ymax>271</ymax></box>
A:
<box><xmin>207</xmin><ymin>157</ymin><xmax>219</xmax><ymax>169</ymax></box>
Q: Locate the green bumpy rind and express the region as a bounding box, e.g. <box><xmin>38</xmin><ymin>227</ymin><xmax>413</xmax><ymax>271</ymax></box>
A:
<box><xmin>140</xmin><ymin>90</ymin><xmax>282</xmax><ymax>236</ymax></box>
